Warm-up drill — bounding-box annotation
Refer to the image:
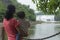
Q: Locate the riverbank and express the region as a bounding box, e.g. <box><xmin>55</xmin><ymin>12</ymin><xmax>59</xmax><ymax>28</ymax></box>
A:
<box><xmin>30</xmin><ymin>21</ymin><xmax>60</xmax><ymax>25</ymax></box>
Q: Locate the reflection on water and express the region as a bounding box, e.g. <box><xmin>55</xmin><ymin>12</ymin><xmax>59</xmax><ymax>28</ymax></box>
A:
<box><xmin>28</xmin><ymin>23</ymin><xmax>60</xmax><ymax>40</ymax></box>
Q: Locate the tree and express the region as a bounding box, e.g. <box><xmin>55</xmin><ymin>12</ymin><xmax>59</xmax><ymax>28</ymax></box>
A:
<box><xmin>0</xmin><ymin>1</ymin><xmax>6</xmax><ymax>22</ymax></box>
<box><xmin>0</xmin><ymin>0</ymin><xmax>36</xmax><ymax>22</ymax></box>
<box><xmin>16</xmin><ymin>4</ymin><xmax>36</xmax><ymax>21</ymax></box>
<box><xmin>10</xmin><ymin>0</ymin><xmax>36</xmax><ymax>21</ymax></box>
<box><xmin>32</xmin><ymin>0</ymin><xmax>60</xmax><ymax>15</ymax></box>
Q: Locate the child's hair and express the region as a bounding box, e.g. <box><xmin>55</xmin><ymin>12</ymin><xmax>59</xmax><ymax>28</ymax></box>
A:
<box><xmin>17</xmin><ymin>11</ymin><xmax>25</xmax><ymax>19</ymax></box>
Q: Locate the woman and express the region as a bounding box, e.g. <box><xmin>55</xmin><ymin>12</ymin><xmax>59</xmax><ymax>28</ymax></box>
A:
<box><xmin>3</xmin><ymin>4</ymin><xmax>20</xmax><ymax>40</ymax></box>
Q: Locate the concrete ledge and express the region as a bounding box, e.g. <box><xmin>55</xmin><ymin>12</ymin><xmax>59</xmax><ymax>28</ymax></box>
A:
<box><xmin>0</xmin><ymin>27</ymin><xmax>2</xmax><ymax>40</ymax></box>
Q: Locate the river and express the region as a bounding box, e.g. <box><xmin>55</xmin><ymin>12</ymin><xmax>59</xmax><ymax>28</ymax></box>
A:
<box><xmin>27</xmin><ymin>23</ymin><xmax>60</xmax><ymax>40</ymax></box>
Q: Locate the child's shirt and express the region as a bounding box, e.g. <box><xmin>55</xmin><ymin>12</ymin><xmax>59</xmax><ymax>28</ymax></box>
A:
<box><xmin>18</xmin><ymin>19</ymin><xmax>30</xmax><ymax>34</ymax></box>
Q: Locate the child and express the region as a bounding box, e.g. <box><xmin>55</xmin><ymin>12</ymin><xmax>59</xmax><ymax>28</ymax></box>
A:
<box><xmin>16</xmin><ymin>11</ymin><xmax>30</xmax><ymax>40</ymax></box>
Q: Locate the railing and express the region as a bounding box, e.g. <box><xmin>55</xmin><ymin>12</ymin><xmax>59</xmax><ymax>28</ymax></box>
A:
<box><xmin>2</xmin><ymin>27</ymin><xmax>5</xmax><ymax>40</ymax></box>
<box><xmin>0</xmin><ymin>23</ymin><xmax>5</xmax><ymax>40</ymax></box>
<box><xmin>0</xmin><ymin>27</ymin><xmax>4</xmax><ymax>40</ymax></box>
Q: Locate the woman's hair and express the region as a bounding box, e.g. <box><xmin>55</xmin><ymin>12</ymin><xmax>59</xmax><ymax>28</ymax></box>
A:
<box><xmin>17</xmin><ymin>11</ymin><xmax>25</xmax><ymax>19</ymax></box>
<box><xmin>4</xmin><ymin>4</ymin><xmax>15</xmax><ymax>20</ymax></box>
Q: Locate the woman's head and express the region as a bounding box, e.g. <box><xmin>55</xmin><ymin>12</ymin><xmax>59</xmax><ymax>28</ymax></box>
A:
<box><xmin>5</xmin><ymin>4</ymin><xmax>16</xmax><ymax>20</ymax></box>
<box><xmin>17</xmin><ymin>11</ymin><xmax>25</xmax><ymax>19</ymax></box>
<box><xmin>7</xmin><ymin>4</ymin><xmax>15</xmax><ymax>13</ymax></box>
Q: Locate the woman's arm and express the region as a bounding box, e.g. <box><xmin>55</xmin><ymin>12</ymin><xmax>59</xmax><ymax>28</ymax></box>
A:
<box><xmin>16</xmin><ymin>26</ymin><xmax>20</xmax><ymax>34</ymax></box>
<box><xmin>14</xmin><ymin>19</ymin><xmax>21</xmax><ymax>34</ymax></box>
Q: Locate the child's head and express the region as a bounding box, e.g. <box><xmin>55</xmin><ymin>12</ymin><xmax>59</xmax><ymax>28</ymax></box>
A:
<box><xmin>17</xmin><ymin>11</ymin><xmax>25</xmax><ymax>19</ymax></box>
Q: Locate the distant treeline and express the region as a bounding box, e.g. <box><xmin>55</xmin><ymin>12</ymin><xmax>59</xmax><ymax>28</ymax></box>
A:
<box><xmin>0</xmin><ymin>0</ymin><xmax>36</xmax><ymax>22</ymax></box>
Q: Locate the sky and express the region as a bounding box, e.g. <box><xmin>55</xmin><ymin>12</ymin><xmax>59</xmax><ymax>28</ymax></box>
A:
<box><xmin>17</xmin><ymin>0</ymin><xmax>37</xmax><ymax>11</ymax></box>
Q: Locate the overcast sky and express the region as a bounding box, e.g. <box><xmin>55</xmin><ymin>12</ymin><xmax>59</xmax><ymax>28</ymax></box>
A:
<box><xmin>17</xmin><ymin>0</ymin><xmax>36</xmax><ymax>10</ymax></box>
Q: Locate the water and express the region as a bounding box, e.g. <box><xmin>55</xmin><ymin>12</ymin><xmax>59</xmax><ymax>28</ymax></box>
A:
<box><xmin>27</xmin><ymin>23</ymin><xmax>60</xmax><ymax>40</ymax></box>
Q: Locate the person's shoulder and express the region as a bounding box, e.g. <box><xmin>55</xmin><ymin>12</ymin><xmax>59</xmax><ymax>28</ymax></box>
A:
<box><xmin>10</xmin><ymin>18</ymin><xmax>17</xmax><ymax>23</ymax></box>
<box><xmin>12</xmin><ymin>18</ymin><xmax>17</xmax><ymax>21</ymax></box>
<box><xmin>25</xmin><ymin>20</ymin><xmax>30</xmax><ymax>23</ymax></box>
<box><xmin>3</xmin><ymin>18</ymin><xmax>6</xmax><ymax>21</ymax></box>
<box><xmin>25</xmin><ymin>20</ymin><xmax>30</xmax><ymax>25</ymax></box>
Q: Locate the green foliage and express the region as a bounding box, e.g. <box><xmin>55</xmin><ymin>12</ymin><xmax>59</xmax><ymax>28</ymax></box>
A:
<box><xmin>0</xmin><ymin>0</ymin><xmax>36</xmax><ymax>22</ymax></box>
<box><xmin>32</xmin><ymin>0</ymin><xmax>60</xmax><ymax>15</ymax></box>
<box><xmin>10</xmin><ymin>0</ymin><xmax>36</xmax><ymax>21</ymax></box>
<box><xmin>0</xmin><ymin>1</ymin><xmax>6</xmax><ymax>22</ymax></box>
